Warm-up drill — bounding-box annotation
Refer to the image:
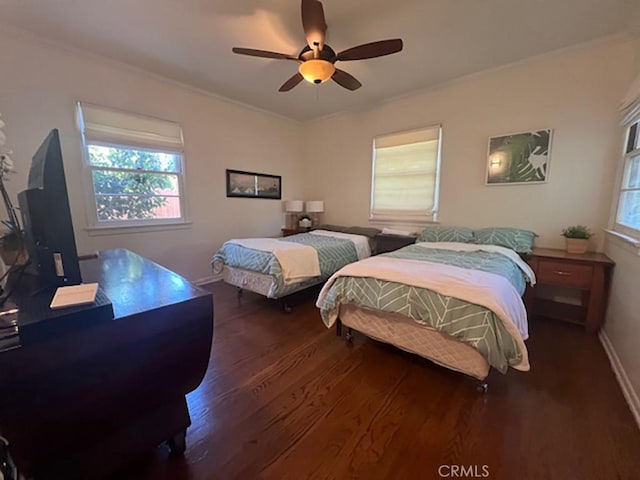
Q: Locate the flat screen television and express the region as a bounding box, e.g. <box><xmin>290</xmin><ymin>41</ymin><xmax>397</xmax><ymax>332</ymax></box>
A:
<box><xmin>17</xmin><ymin>129</ymin><xmax>82</xmax><ymax>291</ymax></box>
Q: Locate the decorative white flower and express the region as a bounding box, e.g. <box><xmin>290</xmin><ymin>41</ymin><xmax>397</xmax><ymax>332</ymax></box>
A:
<box><xmin>0</xmin><ymin>111</ymin><xmax>22</xmax><ymax>246</ymax></box>
<box><xmin>0</xmin><ymin>153</ymin><xmax>14</xmax><ymax>175</ymax></box>
<box><xmin>0</xmin><ymin>113</ymin><xmax>13</xmax><ymax>172</ymax></box>
<box><xmin>0</xmin><ymin>114</ymin><xmax>14</xmax><ymax>176</ymax></box>
<box><xmin>0</xmin><ymin>122</ymin><xmax>5</xmax><ymax>146</ymax></box>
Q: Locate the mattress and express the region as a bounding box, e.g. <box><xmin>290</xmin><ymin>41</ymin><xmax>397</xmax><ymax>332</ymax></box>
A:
<box><xmin>317</xmin><ymin>242</ymin><xmax>533</xmax><ymax>373</ymax></box>
<box><xmin>212</xmin><ymin>231</ymin><xmax>369</xmax><ymax>298</ymax></box>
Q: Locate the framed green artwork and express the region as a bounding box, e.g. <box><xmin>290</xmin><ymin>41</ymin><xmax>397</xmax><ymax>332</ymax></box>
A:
<box><xmin>486</xmin><ymin>129</ymin><xmax>552</xmax><ymax>185</ymax></box>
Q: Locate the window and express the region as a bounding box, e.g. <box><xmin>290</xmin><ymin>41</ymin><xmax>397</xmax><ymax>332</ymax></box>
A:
<box><xmin>614</xmin><ymin>118</ymin><xmax>640</xmax><ymax>238</ymax></box>
<box><xmin>370</xmin><ymin>125</ymin><xmax>442</xmax><ymax>222</ymax></box>
<box><xmin>76</xmin><ymin>102</ymin><xmax>186</xmax><ymax>228</ymax></box>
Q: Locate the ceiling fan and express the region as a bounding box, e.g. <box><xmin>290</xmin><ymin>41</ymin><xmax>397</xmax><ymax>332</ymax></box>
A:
<box><xmin>232</xmin><ymin>0</ymin><xmax>403</xmax><ymax>92</ymax></box>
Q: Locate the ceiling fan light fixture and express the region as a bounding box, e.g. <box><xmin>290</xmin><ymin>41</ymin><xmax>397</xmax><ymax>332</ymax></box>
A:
<box><xmin>299</xmin><ymin>59</ymin><xmax>335</xmax><ymax>84</ymax></box>
<box><xmin>232</xmin><ymin>1</ymin><xmax>403</xmax><ymax>92</ymax></box>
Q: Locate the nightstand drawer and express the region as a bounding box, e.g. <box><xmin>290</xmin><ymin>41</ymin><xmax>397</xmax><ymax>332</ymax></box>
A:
<box><xmin>537</xmin><ymin>260</ymin><xmax>593</xmax><ymax>289</ymax></box>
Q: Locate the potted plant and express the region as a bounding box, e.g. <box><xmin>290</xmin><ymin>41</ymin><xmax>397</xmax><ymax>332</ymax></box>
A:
<box><xmin>561</xmin><ymin>225</ymin><xmax>593</xmax><ymax>254</ymax></box>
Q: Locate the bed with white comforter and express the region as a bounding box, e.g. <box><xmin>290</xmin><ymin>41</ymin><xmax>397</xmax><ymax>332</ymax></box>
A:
<box><xmin>316</xmin><ymin>242</ymin><xmax>536</xmax><ymax>380</ymax></box>
<box><xmin>212</xmin><ymin>230</ymin><xmax>371</xmax><ymax>299</ymax></box>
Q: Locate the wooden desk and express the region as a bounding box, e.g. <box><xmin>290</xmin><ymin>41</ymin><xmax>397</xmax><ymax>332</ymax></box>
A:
<box><xmin>525</xmin><ymin>248</ymin><xmax>614</xmax><ymax>333</ymax></box>
<box><xmin>0</xmin><ymin>249</ymin><xmax>214</xmax><ymax>479</ymax></box>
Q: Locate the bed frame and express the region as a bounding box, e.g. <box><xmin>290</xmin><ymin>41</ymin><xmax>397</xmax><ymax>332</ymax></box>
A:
<box><xmin>335</xmin><ymin>304</ymin><xmax>490</xmax><ymax>392</ymax></box>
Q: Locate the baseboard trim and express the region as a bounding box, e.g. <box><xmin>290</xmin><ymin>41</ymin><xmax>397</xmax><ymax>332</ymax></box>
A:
<box><xmin>194</xmin><ymin>274</ymin><xmax>223</xmax><ymax>286</ymax></box>
<box><xmin>599</xmin><ymin>331</ymin><xmax>640</xmax><ymax>429</ymax></box>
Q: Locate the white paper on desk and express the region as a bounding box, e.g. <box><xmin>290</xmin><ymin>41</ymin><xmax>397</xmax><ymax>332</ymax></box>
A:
<box><xmin>50</xmin><ymin>283</ymin><xmax>99</xmax><ymax>309</ymax></box>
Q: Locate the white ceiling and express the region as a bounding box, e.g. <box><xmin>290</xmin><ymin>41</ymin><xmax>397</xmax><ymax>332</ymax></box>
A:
<box><xmin>0</xmin><ymin>0</ymin><xmax>634</xmax><ymax>122</ymax></box>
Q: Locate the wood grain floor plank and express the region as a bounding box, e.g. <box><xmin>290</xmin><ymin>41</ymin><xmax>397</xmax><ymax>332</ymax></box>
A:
<box><xmin>108</xmin><ymin>282</ymin><xmax>640</xmax><ymax>480</ymax></box>
<box><xmin>259</xmin><ymin>347</ymin><xmax>412</xmax><ymax>479</ymax></box>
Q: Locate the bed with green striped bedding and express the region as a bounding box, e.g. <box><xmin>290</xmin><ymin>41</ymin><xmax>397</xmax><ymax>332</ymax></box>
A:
<box><xmin>317</xmin><ymin>244</ymin><xmax>533</xmax><ymax>373</ymax></box>
<box><xmin>212</xmin><ymin>233</ymin><xmax>360</xmax><ymax>298</ymax></box>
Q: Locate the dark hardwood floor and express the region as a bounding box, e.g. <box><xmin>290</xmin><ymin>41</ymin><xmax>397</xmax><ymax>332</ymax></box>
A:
<box><xmin>109</xmin><ymin>282</ymin><xmax>640</xmax><ymax>480</ymax></box>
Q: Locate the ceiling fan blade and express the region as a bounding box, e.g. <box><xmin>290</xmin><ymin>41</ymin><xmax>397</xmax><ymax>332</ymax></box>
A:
<box><xmin>232</xmin><ymin>47</ymin><xmax>298</xmax><ymax>61</ymax></box>
<box><xmin>279</xmin><ymin>73</ymin><xmax>304</xmax><ymax>92</ymax></box>
<box><xmin>301</xmin><ymin>0</ymin><xmax>327</xmax><ymax>52</ymax></box>
<box><xmin>334</xmin><ymin>39</ymin><xmax>403</xmax><ymax>62</ymax></box>
<box><xmin>332</xmin><ymin>69</ymin><xmax>362</xmax><ymax>91</ymax></box>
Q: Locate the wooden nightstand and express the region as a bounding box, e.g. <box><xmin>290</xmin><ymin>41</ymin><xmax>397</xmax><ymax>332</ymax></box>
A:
<box><xmin>373</xmin><ymin>233</ymin><xmax>417</xmax><ymax>255</ymax></box>
<box><xmin>281</xmin><ymin>228</ymin><xmax>311</xmax><ymax>237</ymax></box>
<box><xmin>524</xmin><ymin>248</ymin><xmax>614</xmax><ymax>333</ymax></box>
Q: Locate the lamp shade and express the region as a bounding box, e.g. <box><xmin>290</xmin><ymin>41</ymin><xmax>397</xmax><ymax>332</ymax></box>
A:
<box><xmin>284</xmin><ymin>200</ymin><xmax>304</xmax><ymax>213</ymax></box>
<box><xmin>299</xmin><ymin>60</ymin><xmax>335</xmax><ymax>84</ymax></box>
<box><xmin>305</xmin><ymin>200</ymin><xmax>324</xmax><ymax>213</ymax></box>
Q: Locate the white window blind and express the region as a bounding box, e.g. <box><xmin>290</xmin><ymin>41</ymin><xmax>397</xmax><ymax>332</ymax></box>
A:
<box><xmin>370</xmin><ymin>126</ymin><xmax>441</xmax><ymax>222</ymax></box>
<box><xmin>76</xmin><ymin>102</ymin><xmax>187</xmax><ymax>228</ymax></box>
<box><xmin>78</xmin><ymin>102</ymin><xmax>183</xmax><ymax>152</ymax></box>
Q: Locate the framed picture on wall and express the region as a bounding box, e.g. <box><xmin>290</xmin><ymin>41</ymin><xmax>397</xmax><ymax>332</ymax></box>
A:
<box><xmin>226</xmin><ymin>169</ymin><xmax>282</xmax><ymax>199</ymax></box>
<box><xmin>486</xmin><ymin>129</ymin><xmax>553</xmax><ymax>185</ymax></box>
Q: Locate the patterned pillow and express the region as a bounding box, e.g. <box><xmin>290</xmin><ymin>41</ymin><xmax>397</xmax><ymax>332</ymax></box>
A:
<box><xmin>417</xmin><ymin>226</ymin><xmax>474</xmax><ymax>243</ymax></box>
<box><xmin>473</xmin><ymin>227</ymin><xmax>536</xmax><ymax>253</ymax></box>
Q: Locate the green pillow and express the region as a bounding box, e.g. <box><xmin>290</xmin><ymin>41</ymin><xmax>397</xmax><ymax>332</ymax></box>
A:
<box><xmin>474</xmin><ymin>227</ymin><xmax>536</xmax><ymax>253</ymax></box>
<box><xmin>417</xmin><ymin>226</ymin><xmax>474</xmax><ymax>243</ymax></box>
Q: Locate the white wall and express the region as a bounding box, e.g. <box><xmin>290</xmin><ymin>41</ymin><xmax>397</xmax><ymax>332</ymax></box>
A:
<box><xmin>0</xmin><ymin>27</ymin><xmax>304</xmax><ymax>282</ymax></box>
<box><xmin>603</xmin><ymin>236</ymin><xmax>640</xmax><ymax>424</ymax></box>
<box><xmin>302</xmin><ymin>38</ymin><xmax>635</xmax><ymax>251</ymax></box>
<box><xmin>603</xmin><ymin>35</ymin><xmax>640</xmax><ymax>426</ymax></box>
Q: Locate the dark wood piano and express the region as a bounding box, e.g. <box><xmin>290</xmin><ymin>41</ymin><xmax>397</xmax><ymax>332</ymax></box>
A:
<box><xmin>0</xmin><ymin>249</ymin><xmax>214</xmax><ymax>479</ymax></box>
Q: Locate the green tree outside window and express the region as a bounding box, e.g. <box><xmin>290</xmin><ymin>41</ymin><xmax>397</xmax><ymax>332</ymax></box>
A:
<box><xmin>88</xmin><ymin>145</ymin><xmax>180</xmax><ymax>221</ymax></box>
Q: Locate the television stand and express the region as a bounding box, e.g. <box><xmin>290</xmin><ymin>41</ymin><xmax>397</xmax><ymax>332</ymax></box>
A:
<box><xmin>0</xmin><ymin>249</ymin><xmax>214</xmax><ymax>479</ymax></box>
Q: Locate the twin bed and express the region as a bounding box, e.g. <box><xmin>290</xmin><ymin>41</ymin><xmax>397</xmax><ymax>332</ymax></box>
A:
<box><xmin>211</xmin><ymin>227</ymin><xmax>376</xmax><ymax>310</ymax></box>
<box><xmin>212</xmin><ymin>226</ymin><xmax>536</xmax><ymax>388</ymax></box>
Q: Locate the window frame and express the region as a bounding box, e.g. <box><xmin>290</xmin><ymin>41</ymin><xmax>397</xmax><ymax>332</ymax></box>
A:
<box><xmin>77</xmin><ymin>104</ymin><xmax>188</xmax><ymax>230</ymax></box>
<box><xmin>612</xmin><ymin>117</ymin><xmax>640</xmax><ymax>241</ymax></box>
<box><xmin>369</xmin><ymin>125</ymin><xmax>442</xmax><ymax>224</ymax></box>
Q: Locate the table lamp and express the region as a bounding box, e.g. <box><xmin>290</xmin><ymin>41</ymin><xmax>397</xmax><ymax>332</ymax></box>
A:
<box><xmin>305</xmin><ymin>201</ymin><xmax>324</xmax><ymax>227</ymax></box>
<box><xmin>284</xmin><ymin>200</ymin><xmax>304</xmax><ymax>229</ymax></box>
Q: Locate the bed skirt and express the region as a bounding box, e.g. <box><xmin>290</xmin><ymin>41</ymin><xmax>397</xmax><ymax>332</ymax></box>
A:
<box><xmin>339</xmin><ymin>304</ymin><xmax>490</xmax><ymax>381</ymax></box>
<box><xmin>222</xmin><ymin>266</ymin><xmax>320</xmax><ymax>299</ymax></box>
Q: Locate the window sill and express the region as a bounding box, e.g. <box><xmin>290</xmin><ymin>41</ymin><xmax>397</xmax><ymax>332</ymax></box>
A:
<box><xmin>85</xmin><ymin>221</ymin><xmax>192</xmax><ymax>237</ymax></box>
<box><xmin>604</xmin><ymin>229</ymin><xmax>640</xmax><ymax>255</ymax></box>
